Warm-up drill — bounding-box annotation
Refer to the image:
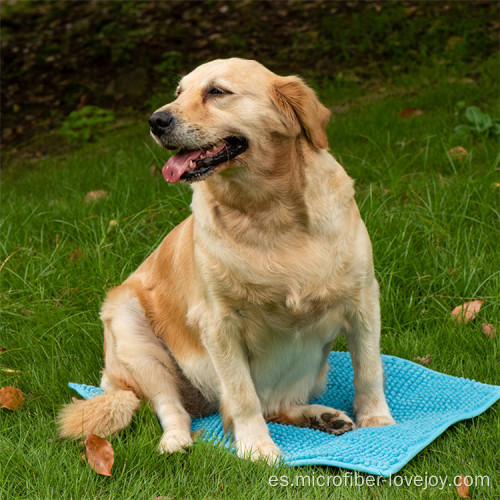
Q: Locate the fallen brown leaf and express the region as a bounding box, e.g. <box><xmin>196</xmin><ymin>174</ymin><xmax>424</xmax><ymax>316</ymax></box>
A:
<box><xmin>85</xmin><ymin>434</ymin><xmax>114</xmax><ymax>477</ymax></box>
<box><xmin>0</xmin><ymin>386</ymin><xmax>25</xmax><ymax>411</ymax></box>
<box><xmin>449</xmin><ymin>146</ymin><xmax>468</xmax><ymax>161</ymax></box>
<box><xmin>400</xmin><ymin>108</ymin><xmax>423</xmax><ymax>118</ymax></box>
<box><xmin>0</xmin><ymin>348</ymin><xmax>6</xmax><ymax>353</ymax></box>
<box><xmin>451</xmin><ymin>300</ymin><xmax>484</xmax><ymax>324</ymax></box>
<box><xmin>84</xmin><ymin>190</ymin><xmax>109</xmax><ymax>203</ymax></box>
<box><xmin>481</xmin><ymin>323</ymin><xmax>497</xmax><ymax>339</ymax></box>
<box><xmin>413</xmin><ymin>354</ymin><xmax>432</xmax><ymax>365</ymax></box>
<box><xmin>70</xmin><ymin>248</ymin><xmax>84</xmax><ymax>262</ymax></box>
<box><xmin>456</xmin><ymin>475</ymin><xmax>470</xmax><ymax>498</ymax></box>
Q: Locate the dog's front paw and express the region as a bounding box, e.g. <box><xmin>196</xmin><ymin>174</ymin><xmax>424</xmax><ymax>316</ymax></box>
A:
<box><xmin>236</xmin><ymin>437</ymin><xmax>282</xmax><ymax>465</ymax></box>
<box><xmin>354</xmin><ymin>394</ymin><xmax>395</xmax><ymax>428</ymax></box>
<box><xmin>158</xmin><ymin>429</ymin><xmax>193</xmax><ymax>454</ymax></box>
<box><xmin>310</xmin><ymin>410</ymin><xmax>355</xmax><ymax>435</ymax></box>
<box><xmin>357</xmin><ymin>414</ymin><xmax>395</xmax><ymax>428</ymax></box>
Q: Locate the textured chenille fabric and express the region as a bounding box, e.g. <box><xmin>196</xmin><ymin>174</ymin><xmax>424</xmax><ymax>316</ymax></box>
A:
<box><xmin>70</xmin><ymin>351</ymin><xmax>500</xmax><ymax>476</ymax></box>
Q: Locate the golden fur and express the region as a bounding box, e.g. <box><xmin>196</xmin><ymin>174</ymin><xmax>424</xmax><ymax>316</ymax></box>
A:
<box><xmin>59</xmin><ymin>58</ymin><xmax>394</xmax><ymax>462</ymax></box>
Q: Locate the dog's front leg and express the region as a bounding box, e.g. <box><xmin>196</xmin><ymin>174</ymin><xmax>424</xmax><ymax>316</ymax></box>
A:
<box><xmin>204</xmin><ymin>310</ymin><xmax>281</xmax><ymax>464</ymax></box>
<box><xmin>346</xmin><ymin>279</ymin><xmax>395</xmax><ymax>427</ymax></box>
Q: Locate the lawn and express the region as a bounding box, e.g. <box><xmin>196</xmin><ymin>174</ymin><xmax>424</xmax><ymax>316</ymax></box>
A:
<box><xmin>1</xmin><ymin>15</ymin><xmax>499</xmax><ymax>500</ymax></box>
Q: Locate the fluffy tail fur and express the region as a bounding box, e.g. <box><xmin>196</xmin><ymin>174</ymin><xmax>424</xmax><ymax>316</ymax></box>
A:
<box><xmin>58</xmin><ymin>390</ymin><xmax>140</xmax><ymax>438</ymax></box>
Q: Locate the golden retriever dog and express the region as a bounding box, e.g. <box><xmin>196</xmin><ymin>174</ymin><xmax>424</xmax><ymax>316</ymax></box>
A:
<box><xmin>59</xmin><ymin>58</ymin><xmax>395</xmax><ymax>463</ymax></box>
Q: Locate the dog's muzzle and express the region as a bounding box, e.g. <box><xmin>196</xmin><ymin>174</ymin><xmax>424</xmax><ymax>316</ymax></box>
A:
<box><xmin>148</xmin><ymin>112</ymin><xmax>248</xmax><ymax>184</ymax></box>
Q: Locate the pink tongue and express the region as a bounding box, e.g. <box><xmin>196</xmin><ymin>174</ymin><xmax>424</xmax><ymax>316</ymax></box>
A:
<box><xmin>162</xmin><ymin>149</ymin><xmax>202</xmax><ymax>183</ymax></box>
<box><xmin>162</xmin><ymin>143</ymin><xmax>226</xmax><ymax>183</ymax></box>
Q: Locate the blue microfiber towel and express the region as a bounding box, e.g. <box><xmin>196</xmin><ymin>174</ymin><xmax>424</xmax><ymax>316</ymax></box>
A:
<box><xmin>69</xmin><ymin>352</ymin><xmax>500</xmax><ymax>476</ymax></box>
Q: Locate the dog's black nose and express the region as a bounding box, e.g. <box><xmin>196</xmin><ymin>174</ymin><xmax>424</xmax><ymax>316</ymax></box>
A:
<box><xmin>149</xmin><ymin>111</ymin><xmax>174</xmax><ymax>137</ymax></box>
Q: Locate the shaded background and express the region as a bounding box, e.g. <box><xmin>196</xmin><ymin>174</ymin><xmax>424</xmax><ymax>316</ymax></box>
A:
<box><xmin>1</xmin><ymin>0</ymin><xmax>498</xmax><ymax>154</ymax></box>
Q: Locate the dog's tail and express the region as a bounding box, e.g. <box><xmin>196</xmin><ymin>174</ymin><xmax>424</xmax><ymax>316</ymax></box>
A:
<box><xmin>58</xmin><ymin>390</ymin><xmax>140</xmax><ymax>439</ymax></box>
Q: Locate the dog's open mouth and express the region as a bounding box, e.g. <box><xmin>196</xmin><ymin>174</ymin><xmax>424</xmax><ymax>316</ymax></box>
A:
<box><xmin>162</xmin><ymin>137</ymin><xmax>248</xmax><ymax>183</ymax></box>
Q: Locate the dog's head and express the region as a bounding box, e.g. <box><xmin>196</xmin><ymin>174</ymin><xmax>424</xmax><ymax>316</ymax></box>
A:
<box><xmin>149</xmin><ymin>58</ymin><xmax>331</xmax><ymax>184</ymax></box>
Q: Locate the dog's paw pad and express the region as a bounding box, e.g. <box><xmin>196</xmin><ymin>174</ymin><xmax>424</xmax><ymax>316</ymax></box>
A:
<box><xmin>311</xmin><ymin>411</ymin><xmax>354</xmax><ymax>435</ymax></box>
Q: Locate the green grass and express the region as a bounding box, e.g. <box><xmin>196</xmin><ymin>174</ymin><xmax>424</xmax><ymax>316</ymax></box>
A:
<box><xmin>1</xmin><ymin>63</ymin><xmax>499</xmax><ymax>498</ymax></box>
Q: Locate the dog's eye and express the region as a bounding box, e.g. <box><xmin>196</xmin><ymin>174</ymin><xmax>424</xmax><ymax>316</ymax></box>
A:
<box><xmin>207</xmin><ymin>87</ymin><xmax>230</xmax><ymax>96</ymax></box>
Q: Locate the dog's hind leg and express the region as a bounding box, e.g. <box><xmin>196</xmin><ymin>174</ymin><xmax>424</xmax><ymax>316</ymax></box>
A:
<box><xmin>267</xmin><ymin>404</ymin><xmax>354</xmax><ymax>435</ymax></box>
<box><xmin>101</xmin><ymin>286</ymin><xmax>193</xmax><ymax>454</ymax></box>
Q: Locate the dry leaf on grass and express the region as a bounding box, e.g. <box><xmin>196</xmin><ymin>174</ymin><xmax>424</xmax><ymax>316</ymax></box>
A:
<box><xmin>481</xmin><ymin>323</ymin><xmax>497</xmax><ymax>339</ymax></box>
<box><xmin>449</xmin><ymin>146</ymin><xmax>468</xmax><ymax>161</ymax></box>
<box><xmin>84</xmin><ymin>190</ymin><xmax>109</xmax><ymax>203</ymax></box>
<box><xmin>0</xmin><ymin>348</ymin><xmax>6</xmax><ymax>353</ymax></box>
<box><xmin>413</xmin><ymin>354</ymin><xmax>432</xmax><ymax>365</ymax></box>
<box><xmin>0</xmin><ymin>386</ymin><xmax>25</xmax><ymax>411</ymax></box>
<box><xmin>70</xmin><ymin>248</ymin><xmax>84</xmax><ymax>262</ymax></box>
<box><xmin>85</xmin><ymin>433</ymin><xmax>114</xmax><ymax>477</ymax></box>
<box><xmin>451</xmin><ymin>300</ymin><xmax>484</xmax><ymax>324</ymax></box>
<box><xmin>400</xmin><ymin>108</ymin><xmax>423</xmax><ymax>118</ymax></box>
<box><xmin>456</xmin><ymin>475</ymin><xmax>470</xmax><ymax>498</ymax></box>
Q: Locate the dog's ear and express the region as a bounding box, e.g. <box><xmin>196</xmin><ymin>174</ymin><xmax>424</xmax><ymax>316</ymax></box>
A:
<box><xmin>272</xmin><ymin>76</ymin><xmax>331</xmax><ymax>150</ymax></box>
